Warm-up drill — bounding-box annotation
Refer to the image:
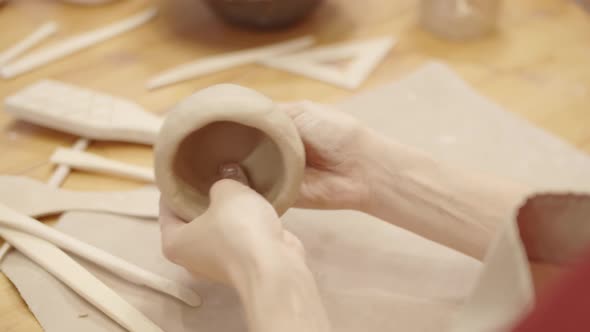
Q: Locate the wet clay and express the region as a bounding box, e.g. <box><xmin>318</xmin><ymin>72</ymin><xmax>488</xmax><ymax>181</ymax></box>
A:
<box><xmin>155</xmin><ymin>84</ymin><xmax>305</xmax><ymax>221</ymax></box>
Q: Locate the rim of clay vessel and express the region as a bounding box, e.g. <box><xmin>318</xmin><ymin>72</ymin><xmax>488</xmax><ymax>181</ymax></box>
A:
<box><xmin>155</xmin><ymin>84</ymin><xmax>305</xmax><ymax>221</ymax></box>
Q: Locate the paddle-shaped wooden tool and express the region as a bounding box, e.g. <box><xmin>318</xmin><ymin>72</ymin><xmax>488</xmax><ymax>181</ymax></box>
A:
<box><xmin>0</xmin><ymin>176</ymin><xmax>159</xmax><ymax>218</ymax></box>
<box><xmin>0</xmin><ymin>203</ymin><xmax>201</xmax><ymax>307</ymax></box>
<box><xmin>4</xmin><ymin>80</ymin><xmax>162</xmax><ymax>145</ymax></box>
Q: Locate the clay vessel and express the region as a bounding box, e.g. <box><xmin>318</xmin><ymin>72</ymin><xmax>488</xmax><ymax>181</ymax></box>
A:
<box><xmin>204</xmin><ymin>0</ymin><xmax>322</xmax><ymax>29</ymax></box>
<box><xmin>155</xmin><ymin>84</ymin><xmax>305</xmax><ymax>221</ymax></box>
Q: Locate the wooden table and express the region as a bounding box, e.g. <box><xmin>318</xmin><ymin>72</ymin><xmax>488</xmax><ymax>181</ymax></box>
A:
<box><xmin>0</xmin><ymin>0</ymin><xmax>589</xmax><ymax>330</ymax></box>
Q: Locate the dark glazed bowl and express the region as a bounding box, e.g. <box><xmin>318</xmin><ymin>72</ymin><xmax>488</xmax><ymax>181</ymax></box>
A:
<box><xmin>204</xmin><ymin>0</ymin><xmax>322</xmax><ymax>29</ymax></box>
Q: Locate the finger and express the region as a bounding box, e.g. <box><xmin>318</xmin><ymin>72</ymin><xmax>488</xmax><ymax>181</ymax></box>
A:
<box><xmin>282</xmin><ymin>230</ymin><xmax>306</xmax><ymax>258</ymax></box>
<box><xmin>208</xmin><ymin>178</ymin><xmax>251</xmax><ymax>203</ymax></box>
<box><xmin>159</xmin><ymin>199</ymin><xmax>185</xmax><ymax>237</ymax></box>
<box><xmin>218</xmin><ymin>162</ymin><xmax>250</xmax><ymax>186</ymax></box>
<box><xmin>278</xmin><ymin>101</ymin><xmax>307</xmax><ymax>119</ymax></box>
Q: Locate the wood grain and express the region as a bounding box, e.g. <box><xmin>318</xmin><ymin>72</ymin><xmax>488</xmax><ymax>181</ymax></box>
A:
<box><xmin>1</xmin><ymin>0</ymin><xmax>589</xmax><ymax>329</ymax></box>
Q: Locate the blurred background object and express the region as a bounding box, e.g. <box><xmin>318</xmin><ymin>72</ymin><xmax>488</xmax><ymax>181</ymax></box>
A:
<box><xmin>577</xmin><ymin>0</ymin><xmax>590</xmax><ymax>12</ymax></box>
<box><xmin>420</xmin><ymin>0</ymin><xmax>501</xmax><ymax>41</ymax></box>
<box><xmin>204</xmin><ymin>0</ymin><xmax>322</xmax><ymax>29</ymax></box>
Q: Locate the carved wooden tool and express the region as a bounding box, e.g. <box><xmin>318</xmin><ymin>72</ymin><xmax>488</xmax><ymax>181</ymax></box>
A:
<box><xmin>51</xmin><ymin>148</ymin><xmax>155</xmax><ymax>183</ymax></box>
<box><xmin>1</xmin><ymin>8</ymin><xmax>157</xmax><ymax>78</ymax></box>
<box><xmin>4</xmin><ymin>80</ymin><xmax>162</xmax><ymax>145</ymax></box>
<box><xmin>0</xmin><ymin>227</ymin><xmax>164</xmax><ymax>332</ymax></box>
<box><xmin>0</xmin><ymin>203</ymin><xmax>201</xmax><ymax>307</ymax></box>
<box><xmin>0</xmin><ymin>176</ymin><xmax>159</xmax><ymax>218</ymax></box>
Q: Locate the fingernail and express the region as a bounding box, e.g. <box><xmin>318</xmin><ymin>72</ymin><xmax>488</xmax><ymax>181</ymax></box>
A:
<box><xmin>218</xmin><ymin>163</ymin><xmax>250</xmax><ymax>186</ymax></box>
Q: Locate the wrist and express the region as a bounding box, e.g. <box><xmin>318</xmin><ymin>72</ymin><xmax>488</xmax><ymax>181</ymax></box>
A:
<box><xmin>228</xmin><ymin>242</ymin><xmax>311</xmax><ymax>294</ymax></box>
<box><xmin>357</xmin><ymin>128</ymin><xmax>398</xmax><ymax>214</ymax></box>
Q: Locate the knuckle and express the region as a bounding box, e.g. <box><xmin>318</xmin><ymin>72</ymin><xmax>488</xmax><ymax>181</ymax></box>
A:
<box><xmin>161</xmin><ymin>239</ymin><xmax>180</xmax><ymax>263</ymax></box>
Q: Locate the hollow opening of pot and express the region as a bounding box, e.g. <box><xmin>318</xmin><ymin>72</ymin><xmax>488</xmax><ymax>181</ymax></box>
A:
<box><xmin>173</xmin><ymin>121</ymin><xmax>285</xmax><ymax>207</ymax></box>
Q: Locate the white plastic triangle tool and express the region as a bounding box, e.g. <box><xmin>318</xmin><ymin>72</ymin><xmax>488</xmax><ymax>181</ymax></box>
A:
<box><xmin>0</xmin><ymin>21</ymin><xmax>58</xmax><ymax>67</ymax></box>
<box><xmin>1</xmin><ymin>7</ymin><xmax>157</xmax><ymax>78</ymax></box>
<box><xmin>259</xmin><ymin>36</ymin><xmax>396</xmax><ymax>89</ymax></box>
<box><xmin>4</xmin><ymin>80</ymin><xmax>162</xmax><ymax>145</ymax></box>
<box><xmin>50</xmin><ymin>148</ymin><xmax>155</xmax><ymax>183</ymax></box>
<box><xmin>147</xmin><ymin>35</ymin><xmax>315</xmax><ymax>90</ymax></box>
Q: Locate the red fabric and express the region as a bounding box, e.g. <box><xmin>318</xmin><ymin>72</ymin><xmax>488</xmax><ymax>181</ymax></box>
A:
<box><xmin>512</xmin><ymin>250</ymin><xmax>590</xmax><ymax>332</ymax></box>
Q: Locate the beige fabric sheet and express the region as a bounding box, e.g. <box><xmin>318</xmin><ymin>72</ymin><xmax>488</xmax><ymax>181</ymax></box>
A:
<box><xmin>3</xmin><ymin>62</ymin><xmax>590</xmax><ymax>332</ymax></box>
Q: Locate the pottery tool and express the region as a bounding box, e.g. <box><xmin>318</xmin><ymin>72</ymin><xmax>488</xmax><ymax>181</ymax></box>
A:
<box><xmin>0</xmin><ymin>227</ymin><xmax>164</xmax><ymax>332</ymax></box>
<box><xmin>1</xmin><ymin>7</ymin><xmax>157</xmax><ymax>78</ymax></box>
<box><xmin>146</xmin><ymin>35</ymin><xmax>315</xmax><ymax>90</ymax></box>
<box><xmin>259</xmin><ymin>36</ymin><xmax>395</xmax><ymax>89</ymax></box>
<box><xmin>50</xmin><ymin>148</ymin><xmax>155</xmax><ymax>183</ymax></box>
<box><xmin>0</xmin><ymin>203</ymin><xmax>201</xmax><ymax>307</ymax></box>
<box><xmin>0</xmin><ymin>176</ymin><xmax>159</xmax><ymax>218</ymax></box>
<box><xmin>0</xmin><ymin>139</ymin><xmax>89</xmax><ymax>262</ymax></box>
<box><xmin>0</xmin><ymin>141</ymin><xmax>165</xmax><ymax>331</ymax></box>
<box><xmin>4</xmin><ymin>79</ymin><xmax>162</xmax><ymax>144</ymax></box>
<box><xmin>0</xmin><ymin>22</ymin><xmax>58</xmax><ymax>67</ymax></box>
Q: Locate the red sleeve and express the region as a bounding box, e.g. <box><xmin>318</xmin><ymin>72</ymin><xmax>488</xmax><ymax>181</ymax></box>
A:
<box><xmin>512</xmin><ymin>249</ymin><xmax>590</xmax><ymax>332</ymax></box>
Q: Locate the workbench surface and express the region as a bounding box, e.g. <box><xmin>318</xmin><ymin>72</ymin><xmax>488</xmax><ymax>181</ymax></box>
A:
<box><xmin>1</xmin><ymin>0</ymin><xmax>589</xmax><ymax>330</ymax></box>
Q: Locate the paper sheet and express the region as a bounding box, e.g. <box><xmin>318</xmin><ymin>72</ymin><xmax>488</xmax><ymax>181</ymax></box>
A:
<box><xmin>3</xmin><ymin>62</ymin><xmax>590</xmax><ymax>331</ymax></box>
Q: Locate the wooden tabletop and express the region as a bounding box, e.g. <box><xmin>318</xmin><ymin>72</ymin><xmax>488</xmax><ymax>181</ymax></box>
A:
<box><xmin>0</xmin><ymin>0</ymin><xmax>589</xmax><ymax>330</ymax></box>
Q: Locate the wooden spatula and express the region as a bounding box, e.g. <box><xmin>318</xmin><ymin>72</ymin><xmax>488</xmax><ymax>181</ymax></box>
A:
<box><xmin>0</xmin><ymin>176</ymin><xmax>159</xmax><ymax>218</ymax></box>
<box><xmin>4</xmin><ymin>80</ymin><xmax>162</xmax><ymax>145</ymax></box>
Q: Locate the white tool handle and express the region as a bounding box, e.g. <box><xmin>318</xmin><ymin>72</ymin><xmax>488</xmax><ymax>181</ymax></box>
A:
<box><xmin>51</xmin><ymin>147</ymin><xmax>155</xmax><ymax>182</ymax></box>
<box><xmin>0</xmin><ymin>203</ymin><xmax>201</xmax><ymax>307</ymax></box>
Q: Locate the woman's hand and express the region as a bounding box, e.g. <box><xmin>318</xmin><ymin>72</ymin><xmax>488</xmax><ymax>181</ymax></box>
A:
<box><xmin>282</xmin><ymin>101</ymin><xmax>373</xmax><ymax>211</ymax></box>
<box><xmin>159</xmin><ymin>178</ymin><xmax>303</xmax><ymax>285</ymax></box>
<box><xmin>159</xmin><ymin>177</ymin><xmax>332</xmax><ymax>332</ymax></box>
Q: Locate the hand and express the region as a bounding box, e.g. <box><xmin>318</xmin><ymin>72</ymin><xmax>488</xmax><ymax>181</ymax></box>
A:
<box><xmin>159</xmin><ymin>178</ymin><xmax>304</xmax><ymax>285</ymax></box>
<box><xmin>281</xmin><ymin>101</ymin><xmax>373</xmax><ymax>211</ymax></box>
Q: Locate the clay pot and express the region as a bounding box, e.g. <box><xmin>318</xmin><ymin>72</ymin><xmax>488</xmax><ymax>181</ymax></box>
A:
<box><xmin>155</xmin><ymin>84</ymin><xmax>305</xmax><ymax>221</ymax></box>
<box><xmin>204</xmin><ymin>0</ymin><xmax>322</xmax><ymax>29</ymax></box>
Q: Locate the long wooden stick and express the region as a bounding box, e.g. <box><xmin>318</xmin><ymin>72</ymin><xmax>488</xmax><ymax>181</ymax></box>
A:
<box><xmin>0</xmin><ymin>138</ymin><xmax>88</xmax><ymax>262</ymax></box>
<box><xmin>146</xmin><ymin>35</ymin><xmax>315</xmax><ymax>90</ymax></box>
<box><xmin>0</xmin><ymin>22</ymin><xmax>58</xmax><ymax>66</ymax></box>
<box><xmin>50</xmin><ymin>147</ymin><xmax>155</xmax><ymax>182</ymax></box>
<box><xmin>0</xmin><ymin>227</ymin><xmax>164</xmax><ymax>332</ymax></box>
<box><xmin>0</xmin><ymin>203</ymin><xmax>201</xmax><ymax>307</ymax></box>
<box><xmin>1</xmin><ymin>8</ymin><xmax>157</xmax><ymax>78</ymax></box>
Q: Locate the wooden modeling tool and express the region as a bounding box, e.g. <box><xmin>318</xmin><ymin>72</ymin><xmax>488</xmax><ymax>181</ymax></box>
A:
<box><xmin>0</xmin><ymin>176</ymin><xmax>159</xmax><ymax>218</ymax></box>
<box><xmin>0</xmin><ymin>203</ymin><xmax>201</xmax><ymax>307</ymax></box>
<box><xmin>0</xmin><ymin>142</ymin><xmax>166</xmax><ymax>332</ymax></box>
<box><xmin>0</xmin><ymin>227</ymin><xmax>165</xmax><ymax>332</ymax></box>
<box><xmin>1</xmin><ymin>8</ymin><xmax>157</xmax><ymax>78</ymax></box>
<box><xmin>51</xmin><ymin>148</ymin><xmax>155</xmax><ymax>183</ymax></box>
<box><xmin>146</xmin><ymin>35</ymin><xmax>315</xmax><ymax>90</ymax></box>
<box><xmin>259</xmin><ymin>36</ymin><xmax>395</xmax><ymax>89</ymax></box>
<box><xmin>0</xmin><ymin>139</ymin><xmax>89</xmax><ymax>261</ymax></box>
<box><xmin>0</xmin><ymin>22</ymin><xmax>58</xmax><ymax>67</ymax></box>
<box><xmin>4</xmin><ymin>80</ymin><xmax>162</xmax><ymax>144</ymax></box>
